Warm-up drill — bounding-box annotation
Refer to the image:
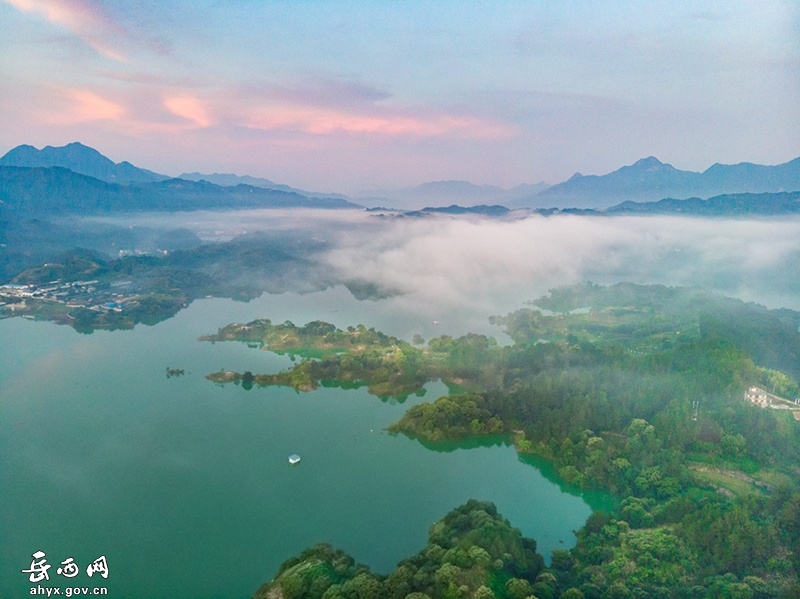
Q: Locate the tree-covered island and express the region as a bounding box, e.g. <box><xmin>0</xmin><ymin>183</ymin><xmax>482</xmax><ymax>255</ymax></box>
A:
<box><xmin>204</xmin><ymin>283</ymin><xmax>800</xmax><ymax>598</ymax></box>
<box><xmin>202</xmin><ymin>319</ymin><xmax>435</xmax><ymax>396</ymax></box>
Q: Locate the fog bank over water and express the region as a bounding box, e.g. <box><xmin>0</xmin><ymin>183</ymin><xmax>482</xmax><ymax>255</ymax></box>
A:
<box><xmin>325</xmin><ymin>214</ymin><xmax>800</xmax><ymax>314</ymax></box>
<box><xmin>84</xmin><ymin>210</ymin><xmax>800</xmax><ymax>335</ymax></box>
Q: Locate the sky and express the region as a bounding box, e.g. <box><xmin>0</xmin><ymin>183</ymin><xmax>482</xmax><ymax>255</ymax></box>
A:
<box><xmin>0</xmin><ymin>0</ymin><xmax>798</xmax><ymax>195</ymax></box>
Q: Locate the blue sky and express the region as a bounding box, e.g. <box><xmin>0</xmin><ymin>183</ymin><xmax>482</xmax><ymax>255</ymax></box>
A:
<box><xmin>1</xmin><ymin>0</ymin><xmax>798</xmax><ymax>193</ymax></box>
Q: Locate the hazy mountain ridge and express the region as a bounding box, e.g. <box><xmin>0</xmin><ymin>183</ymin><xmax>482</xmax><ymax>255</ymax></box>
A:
<box><xmin>3</xmin><ymin>164</ymin><xmax>790</xmax><ymax>220</ymax></box>
<box><xmin>178</xmin><ymin>171</ymin><xmax>349</xmax><ymax>200</ymax></box>
<box><xmin>384</xmin><ymin>191</ymin><xmax>800</xmax><ymax>219</ymax></box>
<box><xmin>2</xmin><ymin>141</ymin><xmax>799</xmax><ymax>214</ymax></box>
<box><xmin>0</xmin><ymin>142</ymin><xmax>167</xmax><ymax>184</ymax></box>
<box><xmin>359</xmin><ymin>179</ymin><xmax>551</xmax><ymax>210</ymax></box>
<box><xmin>534</xmin><ymin>156</ymin><xmax>800</xmax><ymax>209</ymax></box>
<box><xmin>0</xmin><ymin>166</ymin><xmax>361</xmax><ymax>217</ymax></box>
<box><xmin>363</xmin><ymin>156</ymin><xmax>800</xmax><ymax>210</ymax></box>
<box><xmin>397</xmin><ymin>204</ymin><xmax>513</xmax><ymax>218</ymax></box>
<box><xmin>607</xmin><ymin>190</ymin><xmax>800</xmax><ymax>216</ymax></box>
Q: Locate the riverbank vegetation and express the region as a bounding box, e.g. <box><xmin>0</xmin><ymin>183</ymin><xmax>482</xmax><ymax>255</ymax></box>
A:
<box><xmin>211</xmin><ymin>283</ymin><xmax>800</xmax><ymax>597</ymax></box>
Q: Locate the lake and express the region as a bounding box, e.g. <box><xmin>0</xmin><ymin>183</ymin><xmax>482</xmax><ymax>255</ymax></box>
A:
<box><xmin>0</xmin><ymin>288</ymin><xmax>612</xmax><ymax>598</ymax></box>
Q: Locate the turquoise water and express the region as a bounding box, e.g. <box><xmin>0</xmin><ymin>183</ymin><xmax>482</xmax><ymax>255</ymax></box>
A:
<box><xmin>0</xmin><ymin>289</ymin><xmax>612</xmax><ymax>598</ymax></box>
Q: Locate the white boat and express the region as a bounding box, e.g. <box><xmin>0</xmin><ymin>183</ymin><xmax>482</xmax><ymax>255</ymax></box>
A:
<box><xmin>288</xmin><ymin>454</ymin><xmax>301</xmax><ymax>465</ymax></box>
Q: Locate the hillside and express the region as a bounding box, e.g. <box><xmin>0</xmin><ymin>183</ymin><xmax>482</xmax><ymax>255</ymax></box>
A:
<box><xmin>0</xmin><ymin>142</ymin><xmax>167</xmax><ymax>184</ymax></box>
<box><xmin>0</xmin><ymin>166</ymin><xmax>361</xmax><ymax>216</ymax></box>
<box><xmin>253</xmin><ymin>500</ymin><xmax>546</xmax><ymax>599</ymax></box>
<box><xmin>607</xmin><ymin>190</ymin><xmax>800</xmax><ymax>216</ymax></box>
<box><xmin>179</xmin><ymin>171</ymin><xmax>349</xmax><ymax>200</ymax></box>
<box><xmin>532</xmin><ymin>156</ymin><xmax>800</xmax><ymax>209</ymax></box>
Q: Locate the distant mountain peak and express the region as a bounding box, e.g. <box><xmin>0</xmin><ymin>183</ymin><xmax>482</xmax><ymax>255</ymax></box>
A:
<box><xmin>534</xmin><ymin>154</ymin><xmax>800</xmax><ymax>209</ymax></box>
<box><xmin>62</xmin><ymin>141</ymin><xmax>95</xmax><ymax>150</ymax></box>
<box><xmin>0</xmin><ymin>142</ymin><xmax>166</xmax><ymax>184</ymax></box>
<box><xmin>627</xmin><ymin>156</ymin><xmax>674</xmax><ymax>172</ymax></box>
<box><xmin>52</xmin><ymin>141</ymin><xmax>113</xmax><ymax>163</ymax></box>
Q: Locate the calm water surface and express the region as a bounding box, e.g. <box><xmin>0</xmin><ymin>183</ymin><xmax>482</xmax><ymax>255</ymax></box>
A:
<box><xmin>0</xmin><ymin>288</ymin><xmax>612</xmax><ymax>598</ymax></box>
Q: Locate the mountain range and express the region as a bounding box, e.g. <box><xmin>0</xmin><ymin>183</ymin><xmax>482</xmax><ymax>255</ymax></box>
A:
<box><xmin>606</xmin><ymin>190</ymin><xmax>800</xmax><ymax>216</ymax></box>
<box><xmin>381</xmin><ymin>190</ymin><xmax>800</xmax><ymax>219</ymax></box>
<box><xmin>1</xmin><ymin>142</ymin><xmax>799</xmax><ymax>284</ymax></box>
<box><xmin>532</xmin><ymin>156</ymin><xmax>800</xmax><ymax>209</ymax></box>
<box><xmin>178</xmin><ymin>171</ymin><xmax>349</xmax><ymax>201</ymax></box>
<box><xmin>0</xmin><ymin>142</ymin><xmax>166</xmax><ymax>184</ymax></box>
<box><xmin>0</xmin><ymin>143</ymin><xmax>359</xmax><ymax>216</ymax></box>
<box><xmin>0</xmin><ymin>166</ymin><xmax>359</xmax><ymax>217</ymax></box>
<box><xmin>358</xmin><ymin>156</ymin><xmax>800</xmax><ymax>210</ymax></box>
<box><xmin>1</xmin><ymin>142</ymin><xmax>799</xmax><ymax>213</ymax></box>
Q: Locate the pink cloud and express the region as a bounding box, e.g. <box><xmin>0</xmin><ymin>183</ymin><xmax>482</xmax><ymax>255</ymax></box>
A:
<box><xmin>244</xmin><ymin>105</ymin><xmax>513</xmax><ymax>139</ymax></box>
<box><xmin>230</xmin><ymin>78</ymin><xmax>514</xmax><ymax>139</ymax></box>
<box><xmin>163</xmin><ymin>96</ymin><xmax>213</xmax><ymax>128</ymax></box>
<box><xmin>40</xmin><ymin>87</ymin><xmax>124</xmax><ymax>124</ymax></box>
<box><xmin>23</xmin><ymin>82</ymin><xmax>207</xmax><ymax>138</ymax></box>
<box><xmin>6</xmin><ymin>0</ymin><xmax>127</xmax><ymax>60</ymax></box>
<box><xmin>6</xmin><ymin>0</ymin><xmax>125</xmax><ymax>60</ymax></box>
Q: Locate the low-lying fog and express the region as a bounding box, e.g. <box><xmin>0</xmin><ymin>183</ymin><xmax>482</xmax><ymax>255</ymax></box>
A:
<box><xmin>82</xmin><ymin>210</ymin><xmax>800</xmax><ymax>337</ymax></box>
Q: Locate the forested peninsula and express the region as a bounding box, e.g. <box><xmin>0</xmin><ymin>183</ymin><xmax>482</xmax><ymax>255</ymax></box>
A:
<box><xmin>203</xmin><ymin>283</ymin><xmax>800</xmax><ymax>598</ymax></box>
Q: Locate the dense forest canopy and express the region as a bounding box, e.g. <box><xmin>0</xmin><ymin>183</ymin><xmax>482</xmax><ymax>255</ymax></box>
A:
<box><xmin>204</xmin><ymin>283</ymin><xmax>800</xmax><ymax>598</ymax></box>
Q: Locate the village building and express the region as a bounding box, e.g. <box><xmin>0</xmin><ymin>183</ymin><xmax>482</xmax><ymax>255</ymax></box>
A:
<box><xmin>745</xmin><ymin>386</ymin><xmax>770</xmax><ymax>407</ymax></box>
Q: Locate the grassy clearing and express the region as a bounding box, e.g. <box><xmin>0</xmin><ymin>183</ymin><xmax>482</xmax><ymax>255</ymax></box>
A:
<box><xmin>690</xmin><ymin>464</ymin><xmax>767</xmax><ymax>497</ymax></box>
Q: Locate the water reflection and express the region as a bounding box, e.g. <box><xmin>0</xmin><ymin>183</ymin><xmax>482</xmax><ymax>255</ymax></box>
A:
<box><xmin>397</xmin><ymin>432</ymin><xmax>618</xmax><ymax>513</ymax></box>
<box><xmin>399</xmin><ymin>432</ymin><xmax>512</xmax><ymax>453</ymax></box>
